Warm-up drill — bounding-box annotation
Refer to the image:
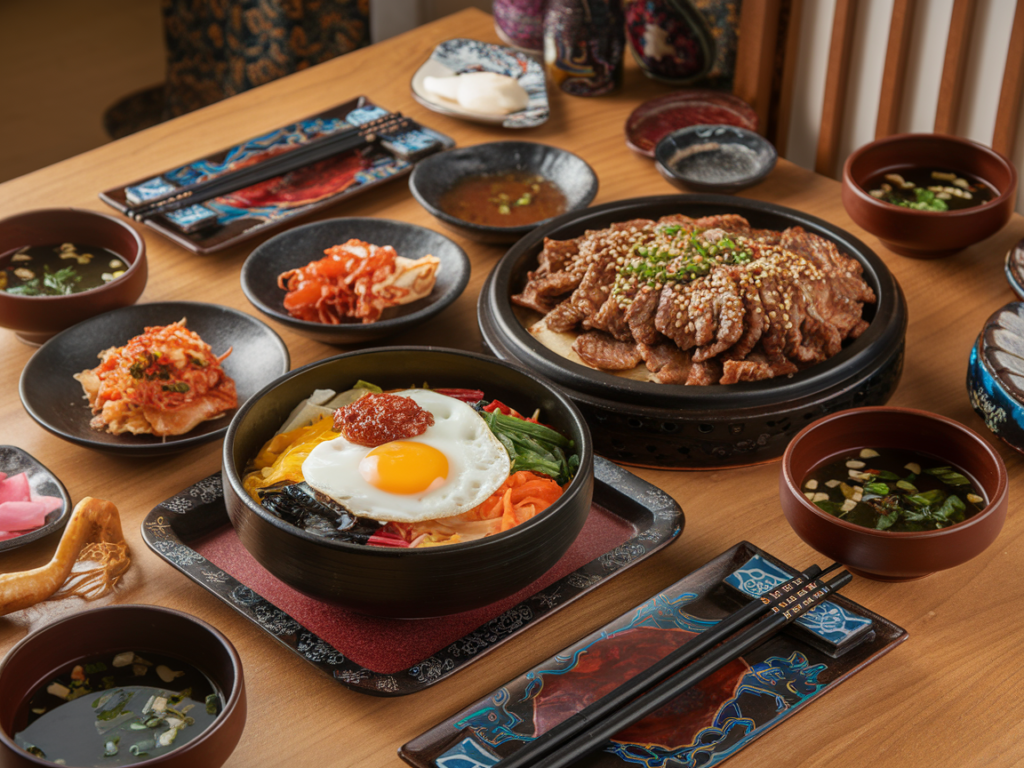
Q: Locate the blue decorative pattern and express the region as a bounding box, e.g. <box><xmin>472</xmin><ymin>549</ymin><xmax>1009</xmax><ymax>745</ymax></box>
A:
<box><xmin>725</xmin><ymin>555</ymin><xmax>873</xmax><ymax>645</ymax></box>
<box><xmin>968</xmin><ymin>302</ymin><xmax>1024</xmax><ymax>453</ymax></box>
<box><xmin>163</xmin><ymin>203</ymin><xmax>219</xmax><ymax>231</ymax></box>
<box><xmin>429</xmin><ymin>38</ymin><xmax>549</xmax><ymax>129</ymax></box>
<box><xmin>435</xmin><ymin>737</ymin><xmax>501</xmax><ymax>767</ymax></box>
<box><xmin>124</xmin><ymin>176</ymin><xmax>177</xmax><ymax>205</ymax></box>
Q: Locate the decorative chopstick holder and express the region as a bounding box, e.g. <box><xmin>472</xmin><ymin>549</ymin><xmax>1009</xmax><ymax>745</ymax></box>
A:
<box><xmin>723</xmin><ymin>554</ymin><xmax>874</xmax><ymax>657</ymax></box>
<box><xmin>124</xmin><ymin>107</ymin><xmax>445</xmax><ymax>234</ymax></box>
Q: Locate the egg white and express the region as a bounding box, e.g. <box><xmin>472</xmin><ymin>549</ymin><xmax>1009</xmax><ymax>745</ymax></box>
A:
<box><xmin>301</xmin><ymin>389</ymin><xmax>511</xmax><ymax>523</ymax></box>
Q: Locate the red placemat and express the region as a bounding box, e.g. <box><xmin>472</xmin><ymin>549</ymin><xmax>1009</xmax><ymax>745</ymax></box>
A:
<box><xmin>191</xmin><ymin>505</ymin><xmax>635</xmax><ymax>674</ymax></box>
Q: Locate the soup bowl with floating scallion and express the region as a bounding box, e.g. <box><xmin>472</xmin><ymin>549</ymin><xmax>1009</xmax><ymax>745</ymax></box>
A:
<box><xmin>222</xmin><ymin>346</ymin><xmax>594</xmax><ymax>618</ymax></box>
<box><xmin>0</xmin><ymin>209</ymin><xmax>147</xmax><ymax>345</ymax></box>
<box><xmin>780</xmin><ymin>407</ymin><xmax>1008</xmax><ymax>582</ymax></box>
<box><xmin>0</xmin><ymin>605</ymin><xmax>246</xmax><ymax>768</ymax></box>
<box><xmin>842</xmin><ymin>133</ymin><xmax>1017</xmax><ymax>259</ymax></box>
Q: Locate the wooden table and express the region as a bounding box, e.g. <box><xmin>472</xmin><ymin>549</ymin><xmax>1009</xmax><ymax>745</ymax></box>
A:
<box><xmin>2</xmin><ymin>8</ymin><xmax>1023</xmax><ymax>767</ymax></box>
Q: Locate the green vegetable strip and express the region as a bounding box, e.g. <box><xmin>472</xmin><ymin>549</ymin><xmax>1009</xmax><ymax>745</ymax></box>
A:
<box><xmin>482</xmin><ymin>410</ymin><xmax>577</xmax><ymax>484</ymax></box>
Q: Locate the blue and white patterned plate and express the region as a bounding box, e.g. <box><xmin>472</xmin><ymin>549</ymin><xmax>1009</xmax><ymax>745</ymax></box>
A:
<box><xmin>968</xmin><ymin>301</ymin><xmax>1024</xmax><ymax>455</ymax></box>
<box><xmin>410</xmin><ymin>38</ymin><xmax>549</xmax><ymax>129</ymax></box>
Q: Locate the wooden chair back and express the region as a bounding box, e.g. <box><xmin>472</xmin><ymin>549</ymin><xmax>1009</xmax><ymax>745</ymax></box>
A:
<box><xmin>733</xmin><ymin>0</ymin><xmax>1024</xmax><ymax>177</ymax></box>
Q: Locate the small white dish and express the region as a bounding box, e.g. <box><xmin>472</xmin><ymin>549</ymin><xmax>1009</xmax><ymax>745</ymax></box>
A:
<box><xmin>410</xmin><ymin>38</ymin><xmax>549</xmax><ymax>129</ymax></box>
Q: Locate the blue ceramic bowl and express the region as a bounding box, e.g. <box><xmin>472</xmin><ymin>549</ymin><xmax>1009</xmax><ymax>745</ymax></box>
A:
<box><xmin>654</xmin><ymin>125</ymin><xmax>777</xmax><ymax>194</ymax></box>
<box><xmin>968</xmin><ymin>301</ymin><xmax>1024</xmax><ymax>454</ymax></box>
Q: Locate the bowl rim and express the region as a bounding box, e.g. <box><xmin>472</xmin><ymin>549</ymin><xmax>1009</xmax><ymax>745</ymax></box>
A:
<box><xmin>0</xmin><ymin>207</ymin><xmax>146</xmax><ymax>303</ymax></box>
<box><xmin>841</xmin><ymin>132</ymin><xmax>1019</xmax><ymax>218</ymax></box>
<box><xmin>0</xmin><ymin>604</ymin><xmax>244</xmax><ymax>767</ymax></box>
<box><xmin>239</xmin><ymin>217</ymin><xmax>471</xmax><ymax>334</ymax></box>
<box><xmin>781</xmin><ymin>405</ymin><xmax>1009</xmax><ymax>540</ymax></box>
<box><xmin>408</xmin><ymin>141</ymin><xmax>600</xmax><ymax>236</ymax></box>
<box><xmin>624</xmin><ymin>90</ymin><xmax>759</xmax><ymax>157</ymax></box>
<box><xmin>653</xmin><ymin>124</ymin><xmax>778</xmax><ymax>189</ymax></box>
<box><xmin>18</xmin><ymin>300</ymin><xmax>291</xmax><ymax>456</ymax></box>
<box><xmin>222</xmin><ymin>345</ymin><xmax>594</xmax><ymax>557</ymax></box>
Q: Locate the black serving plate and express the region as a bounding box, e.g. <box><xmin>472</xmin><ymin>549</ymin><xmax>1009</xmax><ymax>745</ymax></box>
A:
<box><xmin>0</xmin><ymin>446</ymin><xmax>72</xmax><ymax>553</ymax></box>
<box><xmin>408</xmin><ymin>141</ymin><xmax>599</xmax><ymax>244</ymax></box>
<box><xmin>479</xmin><ymin>194</ymin><xmax>907</xmax><ymax>469</ymax></box>
<box><xmin>20</xmin><ymin>302</ymin><xmax>290</xmax><ymax>456</ymax></box>
<box><xmin>143</xmin><ymin>457</ymin><xmax>682</xmax><ymax>696</ymax></box>
<box><xmin>240</xmin><ymin>218</ymin><xmax>471</xmax><ymax>345</ymax></box>
<box><xmin>222</xmin><ymin>347</ymin><xmax>595</xmax><ymax>618</ymax></box>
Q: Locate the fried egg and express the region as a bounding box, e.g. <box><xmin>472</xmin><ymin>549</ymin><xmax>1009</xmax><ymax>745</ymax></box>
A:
<box><xmin>301</xmin><ymin>389</ymin><xmax>510</xmax><ymax>522</ymax></box>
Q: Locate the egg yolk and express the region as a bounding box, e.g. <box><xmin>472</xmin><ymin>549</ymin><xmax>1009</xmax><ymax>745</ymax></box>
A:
<box><xmin>358</xmin><ymin>441</ymin><xmax>449</xmax><ymax>495</ymax></box>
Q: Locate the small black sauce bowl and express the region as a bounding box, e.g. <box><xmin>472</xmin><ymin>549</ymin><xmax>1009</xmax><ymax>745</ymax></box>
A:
<box><xmin>408</xmin><ymin>141</ymin><xmax>599</xmax><ymax>244</ymax></box>
<box><xmin>0</xmin><ymin>446</ymin><xmax>72</xmax><ymax>555</ymax></box>
<box><xmin>240</xmin><ymin>218</ymin><xmax>471</xmax><ymax>346</ymax></box>
<box><xmin>654</xmin><ymin>125</ymin><xmax>777</xmax><ymax>194</ymax></box>
<box><xmin>0</xmin><ymin>605</ymin><xmax>246</xmax><ymax>768</ymax></box>
<box><xmin>222</xmin><ymin>346</ymin><xmax>595</xmax><ymax>618</ymax></box>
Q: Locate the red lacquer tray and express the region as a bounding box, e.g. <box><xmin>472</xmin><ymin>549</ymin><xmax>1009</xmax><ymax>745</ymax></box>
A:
<box><xmin>142</xmin><ymin>457</ymin><xmax>683</xmax><ymax>696</ymax></box>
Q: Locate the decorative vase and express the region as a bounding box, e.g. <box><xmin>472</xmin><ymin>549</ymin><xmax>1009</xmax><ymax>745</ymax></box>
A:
<box><xmin>543</xmin><ymin>0</ymin><xmax>625</xmax><ymax>96</ymax></box>
<box><xmin>622</xmin><ymin>0</ymin><xmax>725</xmax><ymax>85</ymax></box>
<box><xmin>494</xmin><ymin>0</ymin><xmax>547</xmax><ymax>54</ymax></box>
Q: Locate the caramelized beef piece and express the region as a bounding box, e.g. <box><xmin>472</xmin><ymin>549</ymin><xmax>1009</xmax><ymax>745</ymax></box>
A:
<box><xmin>638</xmin><ymin>343</ymin><xmax>693</xmax><ymax>384</ymax></box>
<box><xmin>512</xmin><ymin>270</ymin><xmax>581</xmax><ymax>314</ymax></box>
<box><xmin>544</xmin><ymin>299</ymin><xmax>584</xmax><ymax>332</ymax></box>
<box><xmin>573</xmin><ymin>332</ymin><xmax>642</xmax><ymax>370</ymax></box>
<box><xmin>685</xmin><ymin>358</ymin><xmax>722</xmax><ymax>385</ymax></box>
<box><xmin>625</xmin><ymin>287</ymin><xmax>662</xmax><ymax>345</ymax></box>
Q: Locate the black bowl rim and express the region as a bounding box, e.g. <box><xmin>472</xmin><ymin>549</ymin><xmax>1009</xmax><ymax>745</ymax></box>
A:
<box><xmin>0</xmin><ymin>446</ymin><xmax>73</xmax><ymax>554</ymax></box>
<box><xmin>222</xmin><ymin>345</ymin><xmax>594</xmax><ymax>557</ymax></box>
<box><xmin>781</xmin><ymin>406</ymin><xmax>1009</xmax><ymax>540</ymax></box>
<box><xmin>842</xmin><ymin>132</ymin><xmax>1019</xmax><ymax>219</ymax></box>
<box><xmin>0</xmin><ymin>604</ymin><xmax>244</xmax><ymax>767</ymax></box>
<box><xmin>19</xmin><ymin>301</ymin><xmax>291</xmax><ymax>455</ymax></box>
<box><xmin>0</xmin><ymin>207</ymin><xmax>146</xmax><ymax>305</ymax></box>
<box><xmin>239</xmin><ymin>217</ymin><xmax>471</xmax><ymax>335</ymax></box>
<box><xmin>653</xmin><ymin>125</ymin><xmax>778</xmax><ymax>190</ymax></box>
<box><xmin>408</xmin><ymin>141</ymin><xmax>600</xmax><ymax>236</ymax></box>
<box><xmin>480</xmin><ymin>193</ymin><xmax>907</xmax><ymax>410</ymax></box>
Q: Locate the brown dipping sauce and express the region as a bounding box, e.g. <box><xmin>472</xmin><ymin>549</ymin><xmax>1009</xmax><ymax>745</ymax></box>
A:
<box><xmin>439</xmin><ymin>172</ymin><xmax>567</xmax><ymax>227</ymax></box>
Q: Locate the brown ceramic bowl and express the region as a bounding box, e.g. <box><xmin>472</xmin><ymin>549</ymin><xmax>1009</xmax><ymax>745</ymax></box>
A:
<box><xmin>0</xmin><ymin>605</ymin><xmax>245</xmax><ymax>768</ymax></box>
<box><xmin>780</xmin><ymin>407</ymin><xmax>1009</xmax><ymax>581</ymax></box>
<box><xmin>842</xmin><ymin>133</ymin><xmax>1017</xmax><ymax>259</ymax></box>
<box><xmin>0</xmin><ymin>208</ymin><xmax>147</xmax><ymax>344</ymax></box>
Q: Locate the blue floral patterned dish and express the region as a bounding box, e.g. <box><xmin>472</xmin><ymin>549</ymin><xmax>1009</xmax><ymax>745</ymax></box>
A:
<box><xmin>410</xmin><ymin>38</ymin><xmax>549</xmax><ymax>129</ymax></box>
<box><xmin>968</xmin><ymin>301</ymin><xmax>1024</xmax><ymax>454</ymax></box>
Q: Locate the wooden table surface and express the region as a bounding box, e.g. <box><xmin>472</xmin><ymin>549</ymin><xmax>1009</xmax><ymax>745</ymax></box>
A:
<box><xmin>3</xmin><ymin>8</ymin><xmax>1024</xmax><ymax>767</ymax></box>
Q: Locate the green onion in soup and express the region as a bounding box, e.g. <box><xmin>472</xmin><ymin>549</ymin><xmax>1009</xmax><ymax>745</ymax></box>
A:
<box><xmin>802</xmin><ymin>448</ymin><xmax>986</xmax><ymax>532</ymax></box>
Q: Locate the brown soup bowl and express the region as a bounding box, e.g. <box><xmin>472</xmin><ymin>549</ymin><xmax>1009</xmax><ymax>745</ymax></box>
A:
<box><xmin>842</xmin><ymin>133</ymin><xmax>1017</xmax><ymax>259</ymax></box>
<box><xmin>780</xmin><ymin>407</ymin><xmax>1008</xmax><ymax>581</ymax></box>
<box><xmin>222</xmin><ymin>346</ymin><xmax>595</xmax><ymax>618</ymax></box>
<box><xmin>0</xmin><ymin>208</ymin><xmax>147</xmax><ymax>345</ymax></box>
<box><xmin>0</xmin><ymin>605</ymin><xmax>246</xmax><ymax>768</ymax></box>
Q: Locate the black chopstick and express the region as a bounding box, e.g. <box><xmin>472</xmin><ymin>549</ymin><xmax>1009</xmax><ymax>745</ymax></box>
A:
<box><xmin>493</xmin><ymin>562</ymin><xmax>841</xmax><ymax>768</ymax></box>
<box><xmin>126</xmin><ymin>113</ymin><xmax>413</xmax><ymax>222</ymax></box>
<box><xmin>524</xmin><ymin>568</ymin><xmax>853</xmax><ymax>768</ymax></box>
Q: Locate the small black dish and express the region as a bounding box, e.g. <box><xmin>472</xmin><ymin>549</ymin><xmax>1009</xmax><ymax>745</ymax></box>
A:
<box><xmin>654</xmin><ymin>125</ymin><xmax>777</xmax><ymax>194</ymax></box>
<box><xmin>19</xmin><ymin>302</ymin><xmax>290</xmax><ymax>456</ymax></box>
<box><xmin>240</xmin><ymin>218</ymin><xmax>471</xmax><ymax>345</ymax></box>
<box><xmin>0</xmin><ymin>446</ymin><xmax>72</xmax><ymax>554</ymax></box>
<box><xmin>222</xmin><ymin>346</ymin><xmax>595</xmax><ymax>619</ymax></box>
<box><xmin>408</xmin><ymin>141</ymin><xmax>599</xmax><ymax>244</ymax></box>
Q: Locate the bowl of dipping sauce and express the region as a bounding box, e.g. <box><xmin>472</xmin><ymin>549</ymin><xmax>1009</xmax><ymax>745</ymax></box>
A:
<box><xmin>780</xmin><ymin>407</ymin><xmax>1008</xmax><ymax>582</ymax></box>
<box><xmin>0</xmin><ymin>604</ymin><xmax>245</xmax><ymax>768</ymax></box>
<box><xmin>842</xmin><ymin>133</ymin><xmax>1017</xmax><ymax>258</ymax></box>
<box><xmin>654</xmin><ymin>125</ymin><xmax>777</xmax><ymax>194</ymax></box>
<box><xmin>0</xmin><ymin>209</ymin><xmax>146</xmax><ymax>345</ymax></box>
<box><xmin>408</xmin><ymin>141</ymin><xmax>599</xmax><ymax>244</ymax></box>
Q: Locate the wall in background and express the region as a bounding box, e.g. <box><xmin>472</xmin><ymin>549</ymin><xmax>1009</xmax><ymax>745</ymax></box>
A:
<box><xmin>784</xmin><ymin>0</ymin><xmax>1023</xmax><ymax>212</ymax></box>
<box><xmin>0</xmin><ymin>0</ymin><xmax>488</xmax><ymax>184</ymax></box>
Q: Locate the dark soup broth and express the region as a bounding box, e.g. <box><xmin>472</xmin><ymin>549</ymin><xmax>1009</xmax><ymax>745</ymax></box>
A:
<box><xmin>803</xmin><ymin>448</ymin><xmax>987</xmax><ymax>532</ymax></box>
<box><xmin>863</xmin><ymin>168</ymin><xmax>995</xmax><ymax>212</ymax></box>
<box><xmin>0</xmin><ymin>243</ymin><xmax>128</xmax><ymax>297</ymax></box>
<box><xmin>14</xmin><ymin>650</ymin><xmax>222</xmax><ymax>766</ymax></box>
<box><xmin>438</xmin><ymin>172</ymin><xmax>567</xmax><ymax>227</ymax></box>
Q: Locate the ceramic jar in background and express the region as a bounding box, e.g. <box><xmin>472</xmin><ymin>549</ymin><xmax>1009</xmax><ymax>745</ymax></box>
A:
<box><xmin>543</xmin><ymin>0</ymin><xmax>624</xmax><ymax>96</ymax></box>
<box><xmin>494</xmin><ymin>0</ymin><xmax>547</xmax><ymax>54</ymax></box>
<box><xmin>622</xmin><ymin>0</ymin><xmax>714</xmax><ymax>83</ymax></box>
